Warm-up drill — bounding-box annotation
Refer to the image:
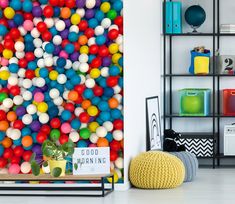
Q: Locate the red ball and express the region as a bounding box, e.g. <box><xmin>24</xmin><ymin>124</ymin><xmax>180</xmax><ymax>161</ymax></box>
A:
<box><xmin>36</xmin><ymin>22</ymin><xmax>47</xmax><ymax>33</ymax></box>
<box><xmin>93</xmin><ymin>86</ymin><xmax>103</xmax><ymax>96</ymax></box>
<box><xmin>13</xmin><ymin>120</ymin><xmax>24</xmax><ymax>130</ymax></box>
<box><xmin>25</xmin><ymin>70</ymin><xmax>35</xmax><ymax>79</ymax></box>
<box><xmin>50</xmin><ymin>118</ymin><xmax>61</xmax><ymax>129</ymax></box>
<box><xmin>74</xmin><ymin>94</ymin><xmax>83</xmax><ymax>104</ymax></box>
<box><xmin>84</xmin><ymin>28</ymin><xmax>94</xmax><ymax>38</ymax></box>
<box><xmin>22</xmin><ymin>151</ymin><xmax>32</xmax><ymax>162</ymax></box>
<box><xmin>25</xmin><ymin>52</ymin><xmax>35</xmax><ymax>61</ymax></box>
<box><xmin>9</xmin><ymin>28</ymin><xmax>20</xmax><ymax>40</ymax></box>
<box><xmin>11</xmin><ymin>156</ymin><xmax>21</xmax><ymax>164</ymax></box>
<box><xmin>108</xmin><ymin>29</ymin><xmax>119</xmax><ymax>40</ymax></box>
<box><xmin>59</xmin><ymin>134</ymin><xmax>69</xmax><ymax>144</ymax></box>
<box><xmin>79</xmin><ymin>112</ymin><xmax>90</xmax><ymax>123</ymax></box>
<box><xmin>64</xmin><ymin>103</ymin><xmax>75</xmax><ymax>112</ymax></box>
<box><xmin>13</xmin><ymin>146</ymin><xmax>24</xmax><ymax>157</ymax></box>
<box><xmin>4</xmin><ymin>39</ymin><xmax>14</xmax><ymax>50</ymax></box>
<box><xmin>65</xmin><ymin>0</ymin><xmax>75</xmax><ymax>8</ymax></box>
<box><xmin>36</xmin><ymin>132</ymin><xmax>47</xmax><ymax>144</ymax></box>
<box><xmin>3</xmin><ymin>148</ymin><xmax>14</xmax><ymax>159</ymax></box>
<box><xmin>49</xmin><ymin>0</ymin><xmax>58</xmax><ymax>6</ymax></box>
<box><xmin>110</xmin><ymin>140</ymin><xmax>121</xmax><ymax>151</ymax></box>
<box><xmin>89</xmin><ymin>44</ymin><xmax>99</xmax><ymax>55</ymax></box>
<box><xmin>40</xmin><ymin>125</ymin><xmax>51</xmax><ymax>134</ymax></box>
<box><xmin>58</xmin><ymin>0</ymin><xmax>65</xmax><ymax>7</ymax></box>
<box><xmin>110</xmin><ymin>150</ymin><xmax>118</xmax><ymax>161</ymax></box>
<box><xmin>0</xmin><ymin>157</ymin><xmax>7</xmax><ymax>168</ymax></box>
<box><xmin>98</xmin><ymin>45</ymin><xmax>109</xmax><ymax>57</ymax></box>
<box><xmin>61</xmin><ymin>39</ymin><xmax>70</xmax><ymax>48</ymax></box>
<box><xmin>74</xmin><ymin>84</ymin><xmax>86</xmax><ymax>94</ymax></box>
<box><xmin>106</xmin><ymin>76</ymin><xmax>119</xmax><ymax>87</ymax></box>
<box><xmin>23</xmin><ymin>13</ymin><xmax>33</xmax><ymax>20</ymax></box>
<box><xmin>73</xmin><ymin>42</ymin><xmax>80</xmax><ymax>51</ymax></box>
<box><xmin>0</xmin><ymin>19</ymin><xmax>8</xmax><ymax>27</ymax></box>
<box><xmin>113</xmin><ymin>119</ymin><xmax>123</xmax><ymax>130</ymax></box>
<box><xmin>114</xmin><ymin>16</ymin><xmax>123</xmax><ymax>27</ymax></box>
<box><xmin>43</xmin><ymin>6</ymin><xmax>54</xmax><ymax>18</ymax></box>
<box><xmin>0</xmin><ymin>110</ymin><xmax>6</xmax><ymax>121</ymax></box>
<box><xmin>42</xmin><ymin>31</ymin><xmax>52</xmax><ymax>41</ymax></box>
<box><xmin>9</xmin><ymin>85</ymin><xmax>20</xmax><ymax>96</ymax></box>
<box><xmin>79</xmin><ymin>20</ymin><xmax>88</xmax><ymax>31</ymax></box>
<box><xmin>91</xmin><ymin>57</ymin><xmax>102</xmax><ymax>68</ymax></box>
<box><xmin>18</xmin><ymin>58</ymin><xmax>28</xmax><ymax>68</ymax></box>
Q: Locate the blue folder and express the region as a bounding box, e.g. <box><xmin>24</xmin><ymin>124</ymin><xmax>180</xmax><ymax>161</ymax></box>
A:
<box><xmin>165</xmin><ymin>2</ymin><xmax>173</xmax><ymax>34</ymax></box>
<box><xmin>172</xmin><ymin>2</ymin><xmax>182</xmax><ymax>34</ymax></box>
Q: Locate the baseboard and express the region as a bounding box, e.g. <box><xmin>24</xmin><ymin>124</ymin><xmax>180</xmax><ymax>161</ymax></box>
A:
<box><xmin>114</xmin><ymin>181</ymin><xmax>131</xmax><ymax>191</ymax></box>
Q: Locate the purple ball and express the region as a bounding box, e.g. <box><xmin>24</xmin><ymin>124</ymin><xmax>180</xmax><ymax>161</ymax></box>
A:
<box><xmin>70</xmin><ymin>52</ymin><xmax>79</xmax><ymax>61</ymax></box>
<box><xmin>35</xmin><ymin>156</ymin><xmax>43</xmax><ymax>164</ymax></box>
<box><xmin>64</xmin><ymin>19</ymin><xmax>71</xmax><ymax>28</ymax></box>
<box><xmin>32</xmin><ymin>144</ymin><xmax>42</xmax><ymax>155</ymax></box>
<box><xmin>53</xmin><ymin>45</ymin><xmax>61</xmax><ymax>55</ymax></box>
<box><xmin>40</xmin><ymin>84</ymin><xmax>48</xmax><ymax>92</ymax></box>
<box><xmin>85</xmin><ymin>9</ymin><xmax>95</xmax><ymax>19</ymax></box>
<box><xmin>8</xmin><ymin>20</ymin><xmax>16</xmax><ymax>28</ymax></box>
<box><xmin>76</xmin><ymin>0</ymin><xmax>86</xmax><ymax>8</ymax></box>
<box><xmin>60</xmin><ymin>29</ymin><xmax>69</xmax><ymax>39</ymax></box>
<box><xmin>95</xmin><ymin>0</ymin><xmax>101</xmax><ymax>7</ymax></box>
<box><xmin>102</xmin><ymin>57</ymin><xmax>112</xmax><ymax>67</ymax></box>
<box><xmin>30</xmin><ymin>121</ymin><xmax>41</xmax><ymax>132</ymax></box>
<box><xmin>32</xmin><ymin>88</ymin><xmax>41</xmax><ymax>95</ymax></box>
<box><xmin>16</xmin><ymin>106</ymin><xmax>26</xmax><ymax>117</ymax></box>
<box><xmin>32</xmin><ymin>6</ymin><xmax>42</xmax><ymax>17</ymax></box>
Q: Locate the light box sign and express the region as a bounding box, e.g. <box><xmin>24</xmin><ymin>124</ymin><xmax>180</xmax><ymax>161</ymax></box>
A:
<box><xmin>72</xmin><ymin>147</ymin><xmax>110</xmax><ymax>175</ymax></box>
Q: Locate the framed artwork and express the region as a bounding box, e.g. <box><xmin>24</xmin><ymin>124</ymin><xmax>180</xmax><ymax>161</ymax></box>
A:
<box><xmin>146</xmin><ymin>96</ymin><xmax>162</xmax><ymax>151</ymax></box>
<box><xmin>218</xmin><ymin>55</ymin><xmax>235</xmax><ymax>74</ymax></box>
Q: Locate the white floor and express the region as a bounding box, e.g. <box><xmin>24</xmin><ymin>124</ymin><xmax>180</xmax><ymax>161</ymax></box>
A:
<box><xmin>2</xmin><ymin>169</ymin><xmax>235</xmax><ymax>204</ymax></box>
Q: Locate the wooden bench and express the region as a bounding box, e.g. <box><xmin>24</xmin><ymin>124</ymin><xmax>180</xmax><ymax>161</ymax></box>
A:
<box><xmin>0</xmin><ymin>174</ymin><xmax>114</xmax><ymax>197</ymax></box>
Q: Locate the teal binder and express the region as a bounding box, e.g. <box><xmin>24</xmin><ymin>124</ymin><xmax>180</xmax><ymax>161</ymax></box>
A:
<box><xmin>165</xmin><ymin>2</ymin><xmax>173</xmax><ymax>34</ymax></box>
<box><xmin>172</xmin><ymin>2</ymin><xmax>182</xmax><ymax>34</ymax></box>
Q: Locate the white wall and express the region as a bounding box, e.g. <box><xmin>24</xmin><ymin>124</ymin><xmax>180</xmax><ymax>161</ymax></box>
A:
<box><xmin>123</xmin><ymin>0</ymin><xmax>162</xmax><ymax>189</ymax></box>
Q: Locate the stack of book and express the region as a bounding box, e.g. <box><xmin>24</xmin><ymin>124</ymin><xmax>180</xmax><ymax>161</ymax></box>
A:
<box><xmin>220</xmin><ymin>24</ymin><xmax>235</xmax><ymax>33</ymax></box>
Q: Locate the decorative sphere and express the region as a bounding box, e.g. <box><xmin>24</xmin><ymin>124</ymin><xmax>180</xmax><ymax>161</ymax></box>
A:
<box><xmin>8</xmin><ymin>164</ymin><xmax>21</xmax><ymax>174</ymax></box>
<box><xmin>20</xmin><ymin>162</ymin><xmax>31</xmax><ymax>174</ymax></box>
<box><xmin>185</xmin><ymin>5</ymin><xmax>206</xmax><ymax>28</ymax></box>
<box><xmin>96</xmin><ymin>126</ymin><xmax>107</xmax><ymax>138</ymax></box>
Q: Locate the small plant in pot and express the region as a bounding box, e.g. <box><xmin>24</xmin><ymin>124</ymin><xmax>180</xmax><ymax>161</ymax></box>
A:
<box><xmin>30</xmin><ymin>139</ymin><xmax>75</xmax><ymax>177</ymax></box>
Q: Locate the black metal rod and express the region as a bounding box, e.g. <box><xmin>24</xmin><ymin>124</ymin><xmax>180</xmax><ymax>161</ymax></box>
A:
<box><xmin>169</xmin><ymin>35</ymin><xmax>172</xmax><ymax>129</ymax></box>
<box><xmin>101</xmin><ymin>177</ymin><xmax>105</xmax><ymax>197</ymax></box>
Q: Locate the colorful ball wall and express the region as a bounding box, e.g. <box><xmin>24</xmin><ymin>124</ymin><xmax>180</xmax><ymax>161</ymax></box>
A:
<box><xmin>0</xmin><ymin>0</ymin><xmax>123</xmax><ymax>182</ymax></box>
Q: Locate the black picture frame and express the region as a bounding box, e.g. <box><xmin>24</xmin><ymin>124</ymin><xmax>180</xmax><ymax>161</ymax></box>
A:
<box><xmin>146</xmin><ymin>96</ymin><xmax>162</xmax><ymax>151</ymax></box>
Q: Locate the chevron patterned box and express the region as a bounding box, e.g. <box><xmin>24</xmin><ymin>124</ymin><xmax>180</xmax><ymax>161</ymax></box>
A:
<box><xmin>177</xmin><ymin>138</ymin><xmax>213</xmax><ymax>157</ymax></box>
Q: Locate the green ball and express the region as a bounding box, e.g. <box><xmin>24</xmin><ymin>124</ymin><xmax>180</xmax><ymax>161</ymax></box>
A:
<box><xmin>0</xmin><ymin>92</ymin><xmax>8</xmax><ymax>102</ymax></box>
<box><xmin>107</xmin><ymin>10</ymin><xmax>117</xmax><ymax>20</ymax></box>
<box><xmin>50</xmin><ymin>129</ymin><xmax>61</xmax><ymax>141</ymax></box>
<box><xmin>80</xmin><ymin>128</ymin><xmax>91</xmax><ymax>139</ymax></box>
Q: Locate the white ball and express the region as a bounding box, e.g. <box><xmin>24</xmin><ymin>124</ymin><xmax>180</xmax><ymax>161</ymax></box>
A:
<box><xmin>53</xmin><ymin>97</ymin><xmax>63</xmax><ymax>106</ymax></box>
<box><xmin>85</xmin><ymin>78</ymin><xmax>95</xmax><ymax>88</ymax></box>
<box><xmin>20</xmin><ymin>162</ymin><xmax>31</xmax><ymax>174</ymax></box>
<box><xmin>86</xmin><ymin>0</ymin><xmax>96</xmax><ymax>9</ymax></box>
<box><xmin>17</xmin><ymin>68</ymin><xmax>25</xmax><ymax>78</ymax></box>
<box><xmin>0</xmin><ymin>168</ymin><xmax>8</xmax><ymax>174</ymax></box>
<box><xmin>114</xmin><ymin>157</ymin><xmax>124</xmax><ymax>169</ymax></box>
<box><xmin>96</xmin><ymin>126</ymin><xmax>107</xmax><ymax>138</ymax></box>
<box><xmin>31</xmin><ymin>28</ymin><xmax>40</xmax><ymax>38</ymax></box>
<box><xmin>23</xmin><ymin>91</ymin><xmax>32</xmax><ymax>101</ymax></box>
<box><xmin>101</xmin><ymin>67</ymin><xmax>109</xmax><ymax>77</ymax></box>
<box><xmin>34</xmin><ymin>48</ymin><xmax>44</xmax><ymax>58</ymax></box>
<box><xmin>0</xmin><ymin>105</ymin><xmax>9</xmax><ymax>112</ymax></box>
<box><xmin>10</xmin><ymin>129</ymin><xmax>21</xmax><ymax>140</ymax></box>
<box><xmin>33</xmin><ymin>38</ymin><xmax>43</xmax><ymax>48</ymax></box>
<box><xmin>55</xmin><ymin>20</ymin><xmax>66</xmax><ymax>31</ymax></box>
<box><xmin>27</xmin><ymin>104</ymin><xmax>37</xmax><ymax>115</ymax></box>
<box><xmin>53</xmin><ymin>35</ymin><xmax>62</xmax><ymax>45</ymax></box>
<box><xmin>36</xmin><ymin>77</ymin><xmax>46</xmax><ymax>87</ymax></box>
<box><xmin>14</xmin><ymin>41</ymin><xmax>25</xmax><ymax>52</ymax></box>
<box><xmin>101</xmin><ymin>18</ymin><xmax>112</xmax><ymax>29</ymax></box>
<box><xmin>18</xmin><ymin>26</ymin><xmax>27</xmax><ymax>36</ymax></box>
<box><xmin>65</xmin><ymin>59</ymin><xmax>72</xmax><ymax>69</ymax></box>
<box><xmin>79</xmin><ymin>63</ymin><xmax>89</xmax><ymax>72</ymax></box>
<box><xmin>79</xmin><ymin>54</ymin><xmax>88</xmax><ymax>63</ymax></box>
<box><xmin>113</xmin><ymin>130</ymin><xmax>123</xmax><ymax>141</ymax></box>
<box><xmin>57</xmin><ymin>74</ymin><xmax>67</xmax><ymax>84</ymax></box>
<box><xmin>3</xmin><ymin>98</ymin><xmax>13</xmax><ymax>108</ymax></box>
<box><xmin>69</xmin><ymin>131</ymin><xmax>80</xmax><ymax>142</ymax></box>
<box><xmin>22</xmin><ymin>114</ymin><xmax>33</xmax><ymax>125</ymax></box>
<box><xmin>109</xmin><ymin>25</ymin><xmax>119</xmax><ymax>31</ymax></box>
<box><xmin>69</xmin><ymin>25</ymin><xmax>79</xmax><ymax>33</ymax></box>
<box><xmin>115</xmin><ymin>168</ymin><xmax>122</xmax><ymax>178</ymax></box>
<box><xmin>9</xmin><ymin>57</ymin><xmax>18</xmax><ymax>64</ymax></box>
<box><xmin>72</xmin><ymin>61</ymin><xmax>80</xmax><ymax>70</ymax></box>
<box><xmin>113</xmin><ymin>85</ymin><xmax>122</xmax><ymax>94</ymax></box>
<box><xmin>119</xmin><ymin>44</ymin><xmax>123</xmax><ymax>53</ymax></box>
<box><xmin>16</xmin><ymin>51</ymin><xmax>25</xmax><ymax>59</ymax></box>
<box><xmin>76</xmin><ymin>8</ymin><xmax>85</xmax><ymax>18</ymax></box>
<box><xmin>80</xmin><ymin>74</ymin><xmax>86</xmax><ymax>84</ymax></box>
<box><xmin>103</xmin><ymin>121</ymin><xmax>113</xmax><ymax>132</ymax></box>
<box><xmin>62</xmin><ymin>90</ymin><xmax>69</xmax><ymax>100</ymax></box>
<box><xmin>88</xmin><ymin>37</ymin><xmax>96</xmax><ymax>46</ymax></box>
<box><xmin>37</xmin><ymin>58</ymin><xmax>45</xmax><ymax>68</ymax></box>
<box><xmin>13</xmin><ymin>95</ymin><xmax>23</xmax><ymax>105</ymax></box>
<box><xmin>114</xmin><ymin>94</ymin><xmax>122</xmax><ymax>103</ymax></box>
<box><xmin>95</xmin><ymin>26</ymin><xmax>104</xmax><ymax>36</ymax></box>
<box><xmin>44</xmin><ymin>18</ymin><xmax>54</xmax><ymax>28</ymax></box>
<box><xmin>6</xmin><ymin>128</ymin><xmax>13</xmax><ymax>137</ymax></box>
<box><xmin>8</xmin><ymin>76</ymin><xmax>18</xmax><ymax>86</ymax></box>
<box><xmin>39</xmin><ymin>113</ymin><xmax>49</xmax><ymax>124</ymax></box>
<box><xmin>115</xmin><ymin>35</ymin><xmax>123</xmax><ymax>45</ymax></box>
<box><xmin>44</xmin><ymin>57</ymin><xmax>53</xmax><ymax>67</ymax></box>
<box><xmin>42</xmin><ymin>163</ymin><xmax>50</xmax><ymax>174</ymax></box>
<box><xmin>22</xmin><ymin>79</ymin><xmax>32</xmax><ymax>89</ymax></box>
<box><xmin>49</xmin><ymin>88</ymin><xmax>60</xmax><ymax>99</ymax></box>
<box><xmin>74</xmin><ymin>107</ymin><xmax>84</xmax><ymax>117</ymax></box>
<box><xmin>89</xmin><ymin>133</ymin><xmax>99</xmax><ymax>144</ymax></box>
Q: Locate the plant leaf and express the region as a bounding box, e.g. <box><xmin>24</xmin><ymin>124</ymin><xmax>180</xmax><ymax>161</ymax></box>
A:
<box><xmin>30</xmin><ymin>153</ymin><xmax>36</xmax><ymax>163</ymax></box>
<box><xmin>42</xmin><ymin>161</ymin><xmax>48</xmax><ymax>167</ymax></box>
<box><xmin>52</xmin><ymin>167</ymin><xmax>62</xmax><ymax>177</ymax></box>
<box><xmin>43</xmin><ymin>147</ymin><xmax>54</xmax><ymax>157</ymax></box>
<box><xmin>31</xmin><ymin>161</ymin><xmax>40</xmax><ymax>176</ymax></box>
<box><xmin>74</xmin><ymin>163</ymin><xmax>78</xmax><ymax>170</ymax></box>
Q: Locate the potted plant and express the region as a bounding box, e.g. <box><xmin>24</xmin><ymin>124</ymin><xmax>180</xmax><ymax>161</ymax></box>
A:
<box><xmin>30</xmin><ymin>139</ymin><xmax>75</xmax><ymax>177</ymax></box>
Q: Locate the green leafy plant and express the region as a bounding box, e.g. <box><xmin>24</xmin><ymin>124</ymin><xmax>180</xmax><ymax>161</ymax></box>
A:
<box><xmin>30</xmin><ymin>139</ymin><xmax>75</xmax><ymax>177</ymax></box>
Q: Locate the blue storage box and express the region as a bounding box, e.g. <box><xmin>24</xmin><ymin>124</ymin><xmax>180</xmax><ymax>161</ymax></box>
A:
<box><xmin>179</xmin><ymin>88</ymin><xmax>211</xmax><ymax>116</ymax></box>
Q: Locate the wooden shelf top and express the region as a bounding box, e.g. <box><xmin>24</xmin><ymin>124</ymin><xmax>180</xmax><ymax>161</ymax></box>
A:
<box><xmin>0</xmin><ymin>174</ymin><xmax>113</xmax><ymax>181</ymax></box>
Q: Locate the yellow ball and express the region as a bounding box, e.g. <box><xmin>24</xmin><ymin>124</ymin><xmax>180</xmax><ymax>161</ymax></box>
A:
<box><xmin>71</xmin><ymin>13</ymin><xmax>81</xmax><ymax>25</ymax></box>
<box><xmin>90</xmin><ymin>68</ymin><xmax>101</xmax><ymax>79</ymax></box>
<box><xmin>100</xmin><ymin>2</ymin><xmax>111</xmax><ymax>13</ymax></box>
<box><xmin>4</xmin><ymin>7</ymin><xmax>15</xmax><ymax>19</ymax></box>
<box><xmin>112</xmin><ymin>53</ymin><xmax>122</xmax><ymax>64</ymax></box>
<box><xmin>3</xmin><ymin>49</ymin><xmax>13</xmax><ymax>59</ymax></box>
<box><xmin>80</xmin><ymin>46</ymin><xmax>89</xmax><ymax>54</ymax></box>
<box><xmin>109</xmin><ymin>43</ymin><xmax>119</xmax><ymax>54</ymax></box>
<box><xmin>87</xmin><ymin>105</ymin><xmax>98</xmax><ymax>116</ymax></box>
<box><xmin>37</xmin><ymin>102</ymin><xmax>48</xmax><ymax>113</ymax></box>
<box><xmin>107</xmin><ymin>172</ymin><xmax>119</xmax><ymax>183</ymax></box>
<box><xmin>33</xmin><ymin>101</ymin><xmax>39</xmax><ymax>106</ymax></box>
<box><xmin>35</xmin><ymin>68</ymin><xmax>40</xmax><ymax>77</ymax></box>
<box><xmin>49</xmin><ymin>70</ymin><xmax>59</xmax><ymax>80</ymax></box>
<box><xmin>29</xmin><ymin>181</ymin><xmax>40</xmax><ymax>184</ymax></box>
<box><xmin>88</xmin><ymin>122</ymin><xmax>99</xmax><ymax>132</ymax></box>
<box><xmin>0</xmin><ymin>70</ymin><xmax>10</xmax><ymax>80</ymax></box>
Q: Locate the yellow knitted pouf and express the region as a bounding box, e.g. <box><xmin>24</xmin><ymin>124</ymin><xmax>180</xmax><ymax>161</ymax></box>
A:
<box><xmin>129</xmin><ymin>151</ymin><xmax>185</xmax><ymax>189</ymax></box>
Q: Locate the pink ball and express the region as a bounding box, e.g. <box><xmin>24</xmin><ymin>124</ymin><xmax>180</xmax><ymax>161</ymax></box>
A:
<box><xmin>89</xmin><ymin>144</ymin><xmax>97</xmax><ymax>147</ymax></box>
<box><xmin>65</xmin><ymin>181</ymin><xmax>76</xmax><ymax>184</ymax></box>
<box><xmin>23</xmin><ymin>20</ymin><xmax>34</xmax><ymax>31</ymax></box>
<box><xmin>8</xmin><ymin>164</ymin><xmax>20</xmax><ymax>175</ymax></box>
<box><xmin>0</xmin><ymin>0</ymin><xmax>9</xmax><ymax>8</ymax></box>
<box><xmin>59</xmin><ymin>51</ymin><xmax>68</xmax><ymax>59</ymax></box>
<box><xmin>34</xmin><ymin>92</ymin><xmax>45</xmax><ymax>102</ymax></box>
<box><xmin>61</xmin><ymin>123</ymin><xmax>71</xmax><ymax>134</ymax></box>
<box><xmin>1</xmin><ymin>58</ymin><xmax>9</xmax><ymax>66</ymax></box>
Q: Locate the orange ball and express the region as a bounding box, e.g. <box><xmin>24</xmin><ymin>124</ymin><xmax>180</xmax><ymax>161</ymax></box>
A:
<box><xmin>108</xmin><ymin>98</ymin><xmax>119</xmax><ymax>109</ymax></box>
<box><xmin>68</xmin><ymin>90</ymin><xmax>79</xmax><ymax>101</ymax></box>
<box><xmin>120</xmin><ymin>139</ymin><xmax>124</xmax><ymax>149</ymax></box>
<box><xmin>22</xmin><ymin>136</ymin><xmax>33</xmax><ymax>147</ymax></box>
<box><xmin>0</xmin><ymin>120</ymin><xmax>9</xmax><ymax>131</ymax></box>
<box><xmin>81</xmin><ymin>99</ymin><xmax>91</xmax><ymax>109</ymax></box>
<box><xmin>61</xmin><ymin>7</ymin><xmax>71</xmax><ymax>19</ymax></box>
<box><xmin>7</xmin><ymin>111</ymin><xmax>17</xmax><ymax>122</ymax></box>
<box><xmin>97</xmin><ymin>138</ymin><xmax>109</xmax><ymax>147</ymax></box>
<box><xmin>78</xmin><ymin>35</ymin><xmax>88</xmax><ymax>45</ymax></box>
<box><xmin>1</xmin><ymin>137</ymin><xmax>12</xmax><ymax>148</ymax></box>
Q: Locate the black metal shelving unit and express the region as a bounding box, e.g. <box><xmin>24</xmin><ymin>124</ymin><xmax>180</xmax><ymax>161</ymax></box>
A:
<box><xmin>163</xmin><ymin>0</ymin><xmax>235</xmax><ymax>168</ymax></box>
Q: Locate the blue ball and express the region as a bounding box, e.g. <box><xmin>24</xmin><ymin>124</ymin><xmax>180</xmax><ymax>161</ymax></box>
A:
<box><xmin>96</xmin><ymin>35</ymin><xmax>106</xmax><ymax>45</ymax></box>
<box><xmin>10</xmin><ymin>0</ymin><xmax>22</xmax><ymax>10</ymax></box>
<box><xmin>68</xmin><ymin>32</ymin><xmax>78</xmax><ymax>42</ymax></box>
<box><xmin>88</xmin><ymin>55</ymin><xmax>96</xmax><ymax>63</ymax></box>
<box><xmin>77</xmin><ymin>140</ymin><xmax>88</xmax><ymax>148</ymax></box>
<box><xmin>83</xmin><ymin>89</ymin><xmax>94</xmax><ymax>99</ymax></box>
<box><xmin>13</xmin><ymin>14</ymin><xmax>24</xmax><ymax>26</ymax></box>
<box><xmin>65</xmin><ymin>44</ymin><xmax>75</xmax><ymax>54</ymax></box>
<box><xmin>49</xmin><ymin>27</ymin><xmax>58</xmax><ymax>36</ymax></box>
<box><xmin>118</xmin><ymin>77</ymin><xmax>123</xmax><ymax>87</ymax></box>
<box><xmin>48</xmin><ymin>106</ymin><xmax>59</xmax><ymax>118</ymax></box>
<box><xmin>22</xmin><ymin>127</ymin><xmax>31</xmax><ymax>137</ymax></box>
<box><xmin>24</xmin><ymin>145</ymin><xmax>33</xmax><ymax>151</ymax></box>
<box><xmin>61</xmin><ymin>110</ymin><xmax>72</xmax><ymax>121</ymax></box>
<box><xmin>24</xmin><ymin>34</ymin><xmax>33</xmax><ymax>42</ymax></box>
<box><xmin>0</xmin><ymin>144</ymin><xmax>4</xmax><ymax>157</ymax></box>
<box><xmin>88</xmin><ymin>18</ymin><xmax>99</xmax><ymax>28</ymax></box>
<box><xmin>13</xmin><ymin>138</ymin><xmax>22</xmax><ymax>146</ymax></box>
<box><xmin>32</xmin><ymin>132</ymin><xmax>37</xmax><ymax>143</ymax></box>
<box><xmin>22</xmin><ymin>0</ymin><xmax>33</xmax><ymax>12</ymax></box>
<box><xmin>28</xmin><ymin>61</ymin><xmax>37</xmax><ymax>70</ymax></box>
<box><xmin>0</xmin><ymin>132</ymin><xmax>4</xmax><ymax>141</ymax></box>
<box><xmin>109</xmin><ymin>65</ymin><xmax>120</xmax><ymax>76</ymax></box>
<box><xmin>9</xmin><ymin>63</ymin><xmax>19</xmax><ymax>73</ymax></box>
<box><xmin>95</xmin><ymin>10</ymin><xmax>105</xmax><ymax>22</ymax></box>
<box><xmin>39</xmin><ymin>0</ymin><xmax>48</xmax><ymax>5</ymax></box>
<box><xmin>25</xmin><ymin>42</ymin><xmax>35</xmax><ymax>52</ymax></box>
<box><xmin>100</xmin><ymin>111</ymin><xmax>111</xmax><ymax>121</ymax></box>
<box><xmin>111</xmin><ymin>109</ymin><xmax>122</xmax><ymax>119</ymax></box>
<box><xmin>104</xmin><ymin>87</ymin><xmax>114</xmax><ymax>97</ymax></box>
<box><xmin>118</xmin><ymin>57</ymin><xmax>123</xmax><ymax>67</ymax></box>
<box><xmin>98</xmin><ymin>101</ymin><xmax>109</xmax><ymax>111</ymax></box>
<box><xmin>113</xmin><ymin>0</ymin><xmax>123</xmax><ymax>12</ymax></box>
<box><xmin>45</xmin><ymin>43</ymin><xmax>55</xmax><ymax>54</ymax></box>
<box><xmin>57</xmin><ymin>57</ymin><xmax>66</xmax><ymax>67</ymax></box>
<box><xmin>92</xmin><ymin>97</ymin><xmax>101</xmax><ymax>105</ymax></box>
<box><xmin>0</xmin><ymin>25</ymin><xmax>7</xmax><ymax>36</ymax></box>
<box><xmin>65</xmin><ymin>81</ymin><xmax>74</xmax><ymax>90</ymax></box>
<box><xmin>71</xmin><ymin>119</ymin><xmax>81</xmax><ymax>130</ymax></box>
<box><xmin>53</xmin><ymin>7</ymin><xmax>61</xmax><ymax>17</ymax></box>
<box><xmin>70</xmin><ymin>75</ymin><xmax>81</xmax><ymax>85</ymax></box>
<box><xmin>98</xmin><ymin>77</ymin><xmax>107</xmax><ymax>87</ymax></box>
<box><xmin>105</xmin><ymin>133</ymin><xmax>113</xmax><ymax>142</ymax></box>
<box><xmin>66</xmin><ymin>69</ymin><xmax>76</xmax><ymax>79</ymax></box>
<box><xmin>39</xmin><ymin>68</ymin><xmax>49</xmax><ymax>77</ymax></box>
